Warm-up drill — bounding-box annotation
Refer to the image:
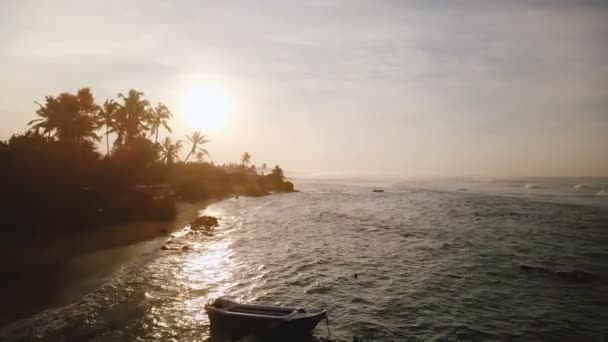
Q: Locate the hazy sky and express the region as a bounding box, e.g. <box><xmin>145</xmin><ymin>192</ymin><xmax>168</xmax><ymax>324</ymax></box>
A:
<box><xmin>1</xmin><ymin>0</ymin><xmax>607</xmax><ymax>177</ymax></box>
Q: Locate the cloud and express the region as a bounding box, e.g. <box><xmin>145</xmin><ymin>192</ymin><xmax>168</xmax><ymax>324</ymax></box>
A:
<box><xmin>1</xmin><ymin>0</ymin><xmax>607</xmax><ymax>175</ymax></box>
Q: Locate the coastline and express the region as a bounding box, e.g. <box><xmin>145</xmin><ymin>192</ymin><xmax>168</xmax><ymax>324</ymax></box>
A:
<box><xmin>0</xmin><ymin>199</ymin><xmax>220</xmax><ymax>272</ymax></box>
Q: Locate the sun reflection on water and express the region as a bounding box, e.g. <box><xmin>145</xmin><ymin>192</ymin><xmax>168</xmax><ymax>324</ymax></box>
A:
<box><xmin>134</xmin><ymin>205</ymin><xmax>266</xmax><ymax>339</ymax></box>
<box><xmin>180</xmin><ymin>238</ymin><xmax>236</xmax><ymax>315</ymax></box>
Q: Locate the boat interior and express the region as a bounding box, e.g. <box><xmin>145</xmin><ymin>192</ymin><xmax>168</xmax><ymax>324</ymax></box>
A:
<box><xmin>214</xmin><ymin>300</ymin><xmax>302</xmax><ymax>317</ymax></box>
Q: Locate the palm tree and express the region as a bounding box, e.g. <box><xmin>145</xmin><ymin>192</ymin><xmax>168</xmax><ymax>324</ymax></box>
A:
<box><xmin>195</xmin><ymin>151</ymin><xmax>207</xmax><ymax>163</ymax></box>
<box><xmin>149</xmin><ymin>102</ymin><xmax>172</xmax><ymax>144</ymax></box>
<box><xmin>97</xmin><ymin>99</ymin><xmax>119</xmax><ymax>155</ymax></box>
<box><xmin>271</xmin><ymin>165</ymin><xmax>285</xmax><ymax>181</ymax></box>
<box><xmin>116</xmin><ymin>89</ymin><xmax>150</xmax><ymax>146</ymax></box>
<box><xmin>260</xmin><ymin>162</ymin><xmax>268</xmax><ymax>175</ymax></box>
<box><xmin>241</xmin><ymin>152</ymin><xmax>251</xmax><ymax>166</ymax></box>
<box><xmin>28</xmin><ymin>88</ymin><xmax>99</xmax><ymax>143</ymax></box>
<box><xmin>184</xmin><ymin>130</ymin><xmax>209</xmax><ymax>163</ymax></box>
<box><xmin>160</xmin><ymin>137</ymin><xmax>182</xmax><ymax>164</ymax></box>
<box><xmin>28</xmin><ymin>96</ymin><xmax>56</xmax><ymax>138</ymax></box>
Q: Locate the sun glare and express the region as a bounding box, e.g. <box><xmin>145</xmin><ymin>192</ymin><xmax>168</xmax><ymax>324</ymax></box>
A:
<box><xmin>180</xmin><ymin>85</ymin><xmax>233</xmax><ymax>130</ymax></box>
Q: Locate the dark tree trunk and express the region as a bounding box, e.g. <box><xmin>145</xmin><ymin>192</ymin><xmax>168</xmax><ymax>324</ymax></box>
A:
<box><xmin>105</xmin><ymin>123</ymin><xmax>110</xmax><ymax>156</ymax></box>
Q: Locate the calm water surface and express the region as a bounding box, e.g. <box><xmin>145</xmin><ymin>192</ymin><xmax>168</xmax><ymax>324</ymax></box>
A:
<box><xmin>1</xmin><ymin>178</ymin><xmax>607</xmax><ymax>341</ymax></box>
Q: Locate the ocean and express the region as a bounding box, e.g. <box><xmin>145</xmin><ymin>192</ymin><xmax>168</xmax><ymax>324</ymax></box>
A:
<box><xmin>1</xmin><ymin>177</ymin><xmax>607</xmax><ymax>341</ymax></box>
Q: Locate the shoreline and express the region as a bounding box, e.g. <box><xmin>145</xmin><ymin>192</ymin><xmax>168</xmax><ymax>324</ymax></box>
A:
<box><xmin>0</xmin><ymin>198</ymin><xmax>222</xmax><ymax>272</ymax></box>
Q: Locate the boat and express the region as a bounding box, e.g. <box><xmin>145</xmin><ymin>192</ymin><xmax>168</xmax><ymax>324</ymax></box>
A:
<box><xmin>372</xmin><ymin>189</ymin><xmax>384</xmax><ymax>193</ymax></box>
<box><xmin>205</xmin><ymin>298</ymin><xmax>326</xmax><ymax>336</ymax></box>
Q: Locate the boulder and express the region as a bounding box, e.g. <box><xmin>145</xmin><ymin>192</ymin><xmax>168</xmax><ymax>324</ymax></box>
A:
<box><xmin>190</xmin><ymin>215</ymin><xmax>219</xmax><ymax>231</ymax></box>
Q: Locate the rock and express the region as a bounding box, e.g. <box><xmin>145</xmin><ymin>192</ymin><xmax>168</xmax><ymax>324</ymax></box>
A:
<box><xmin>161</xmin><ymin>245</ymin><xmax>169</xmax><ymax>250</ymax></box>
<box><xmin>182</xmin><ymin>245</ymin><xmax>190</xmax><ymax>251</ymax></box>
<box><xmin>190</xmin><ymin>215</ymin><xmax>219</xmax><ymax>231</ymax></box>
<box><xmin>280</xmin><ymin>181</ymin><xmax>295</xmax><ymax>192</ymax></box>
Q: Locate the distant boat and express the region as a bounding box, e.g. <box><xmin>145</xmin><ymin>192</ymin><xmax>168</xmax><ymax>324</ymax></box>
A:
<box><xmin>373</xmin><ymin>189</ymin><xmax>385</xmax><ymax>193</ymax></box>
<box><xmin>205</xmin><ymin>298</ymin><xmax>326</xmax><ymax>336</ymax></box>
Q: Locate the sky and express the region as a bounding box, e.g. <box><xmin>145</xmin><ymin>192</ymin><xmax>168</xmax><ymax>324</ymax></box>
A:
<box><xmin>1</xmin><ymin>0</ymin><xmax>607</xmax><ymax>177</ymax></box>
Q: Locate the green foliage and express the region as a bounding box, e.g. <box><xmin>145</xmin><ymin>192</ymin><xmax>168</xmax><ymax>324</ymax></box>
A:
<box><xmin>241</xmin><ymin>152</ymin><xmax>251</xmax><ymax>166</ymax></box>
<box><xmin>98</xmin><ymin>99</ymin><xmax>119</xmax><ymax>155</ymax></box>
<box><xmin>184</xmin><ymin>130</ymin><xmax>209</xmax><ymax>163</ymax></box>
<box><xmin>270</xmin><ymin>165</ymin><xmax>285</xmax><ymax>183</ymax></box>
<box><xmin>29</xmin><ymin>88</ymin><xmax>99</xmax><ymax>144</ymax></box>
<box><xmin>167</xmin><ymin>162</ymin><xmax>231</xmax><ymax>201</ymax></box>
<box><xmin>149</xmin><ymin>102</ymin><xmax>173</xmax><ymax>144</ymax></box>
<box><xmin>114</xmin><ymin>89</ymin><xmax>150</xmax><ymax>146</ymax></box>
<box><xmin>1</xmin><ymin>86</ymin><xmax>295</xmax><ymax>245</ymax></box>
<box><xmin>160</xmin><ymin>137</ymin><xmax>182</xmax><ymax>164</ymax></box>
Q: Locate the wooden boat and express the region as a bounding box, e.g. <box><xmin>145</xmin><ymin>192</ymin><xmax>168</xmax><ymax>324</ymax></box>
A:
<box><xmin>205</xmin><ymin>298</ymin><xmax>326</xmax><ymax>336</ymax></box>
<box><xmin>372</xmin><ymin>189</ymin><xmax>385</xmax><ymax>193</ymax></box>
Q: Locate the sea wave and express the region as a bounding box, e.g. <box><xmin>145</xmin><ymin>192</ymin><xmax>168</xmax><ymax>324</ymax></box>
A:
<box><xmin>574</xmin><ymin>184</ymin><xmax>591</xmax><ymax>190</ymax></box>
<box><xmin>2</xmin><ymin>179</ymin><xmax>607</xmax><ymax>341</ymax></box>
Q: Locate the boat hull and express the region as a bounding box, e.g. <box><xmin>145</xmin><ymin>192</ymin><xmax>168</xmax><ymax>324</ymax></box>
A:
<box><xmin>208</xmin><ymin>310</ymin><xmax>326</xmax><ymax>334</ymax></box>
<box><xmin>205</xmin><ymin>299</ymin><xmax>326</xmax><ymax>338</ymax></box>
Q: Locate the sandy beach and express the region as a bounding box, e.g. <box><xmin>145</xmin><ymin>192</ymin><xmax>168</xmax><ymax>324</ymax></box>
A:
<box><xmin>0</xmin><ymin>200</ymin><xmax>215</xmax><ymax>272</ymax></box>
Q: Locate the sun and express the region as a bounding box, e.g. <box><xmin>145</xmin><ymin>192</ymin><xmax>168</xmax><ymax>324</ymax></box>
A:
<box><xmin>180</xmin><ymin>85</ymin><xmax>233</xmax><ymax>130</ymax></box>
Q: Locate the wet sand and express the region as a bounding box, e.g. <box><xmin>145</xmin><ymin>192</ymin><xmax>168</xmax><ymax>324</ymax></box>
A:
<box><xmin>0</xmin><ymin>201</ymin><xmax>211</xmax><ymax>271</ymax></box>
<box><xmin>0</xmin><ymin>201</ymin><xmax>216</xmax><ymax>324</ymax></box>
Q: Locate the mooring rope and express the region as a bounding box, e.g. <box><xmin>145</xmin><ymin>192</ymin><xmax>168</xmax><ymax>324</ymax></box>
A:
<box><xmin>325</xmin><ymin>313</ymin><xmax>332</xmax><ymax>338</ymax></box>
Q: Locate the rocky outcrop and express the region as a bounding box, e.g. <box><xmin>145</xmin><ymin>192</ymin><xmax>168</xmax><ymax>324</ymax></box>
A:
<box><xmin>279</xmin><ymin>181</ymin><xmax>295</xmax><ymax>192</ymax></box>
<box><xmin>190</xmin><ymin>215</ymin><xmax>219</xmax><ymax>231</ymax></box>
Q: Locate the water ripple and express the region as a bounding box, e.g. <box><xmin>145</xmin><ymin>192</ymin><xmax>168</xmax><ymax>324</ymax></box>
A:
<box><xmin>2</xmin><ymin>181</ymin><xmax>608</xmax><ymax>341</ymax></box>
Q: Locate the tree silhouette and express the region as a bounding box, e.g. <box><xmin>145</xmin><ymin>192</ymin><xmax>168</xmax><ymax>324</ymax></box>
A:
<box><xmin>28</xmin><ymin>96</ymin><xmax>56</xmax><ymax>138</ymax></box>
<box><xmin>261</xmin><ymin>162</ymin><xmax>268</xmax><ymax>175</ymax></box>
<box><xmin>195</xmin><ymin>151</ymin><xmax>207</xmax><ymax>163</ymax></box>
<box><xmin>149</xmin><ymin>102</ymin><xmax>172</xmax><ymax>144</ymax></box>
<box><xmin>28</xmin><ymin>88</ymin><xmax>99</xmax><ymax>144</ymax></box>
<box><xmin>116</xmin><ymin>89</ymin><xmax>150</xmax><ymax>146</ymax></box>
<box><xmin>260</xmin><ymin>163</ymin><xmax>268</xmax><ymax>176</ymax></box>
<box><xmin>184</xmin><ymin>130</ymin><xmax>209</xmax><ymax>163</ymax></box>
<box><xmin>241</xmin><ymin>152</ymin><xmax>251</xmax><ymax>166</ymax></box>
<box><xmin>97</xmin><ymin>99</ymin><xmax>119</xmax><ymax>155</ymax></box>
<box><xmin>271</xmin><ymin>165</ymin><xmax>284</xmax><ymax>181</ymax></box>
<box><xmin>160</xmin><ymin>137</ymin><xmax>182</xmax><ymax>164</ymax></box>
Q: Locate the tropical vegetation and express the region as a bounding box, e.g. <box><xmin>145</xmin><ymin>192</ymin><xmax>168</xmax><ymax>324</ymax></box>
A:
<box><xmin>0</xmin><ymin>87</ymin><xmax>294</xmax><ymax>245</ymax></box>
